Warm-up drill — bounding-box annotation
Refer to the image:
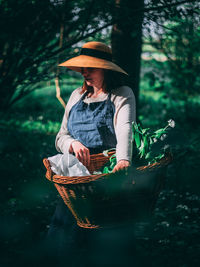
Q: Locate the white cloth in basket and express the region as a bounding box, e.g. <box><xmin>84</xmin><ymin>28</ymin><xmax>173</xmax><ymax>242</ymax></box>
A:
<box><xmin>48</xmin><ymin>153</ymin><xmax>90</xmax><ymax>176</ymax></box>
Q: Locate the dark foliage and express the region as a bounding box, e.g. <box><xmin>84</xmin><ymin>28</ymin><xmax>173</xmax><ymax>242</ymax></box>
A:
<box><xmin>0</xmin><ymin>0</ymin><xmax>113</xmax><ymax>110</ymax></box>
<box><xmin>143</xmin><ymin>0</ymin><xmax>200</xmax><ymax>98</ymax></box>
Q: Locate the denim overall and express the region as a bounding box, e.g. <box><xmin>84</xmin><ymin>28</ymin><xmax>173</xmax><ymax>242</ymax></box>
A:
<box><xmin>67</xmin><ymin>91</ymin><xmax>117</xmax><ymax>154</ymax></box>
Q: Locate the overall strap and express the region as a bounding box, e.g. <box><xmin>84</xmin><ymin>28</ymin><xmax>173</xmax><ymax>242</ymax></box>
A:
<box><xmin>107</xmin><ymin>92</ymin><xmax>112</xmax><ymax>101</ymax></box>
<box><xmin>81</xmin><ymin>91</ymin><xmax>89</xmax><ymax>100</ymax></box>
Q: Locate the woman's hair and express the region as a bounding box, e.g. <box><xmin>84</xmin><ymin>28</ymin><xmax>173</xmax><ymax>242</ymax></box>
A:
<box><xmin>81</xmin><ymin>69</ymin><xmax>129</xmax><ymax>94</ymax></box>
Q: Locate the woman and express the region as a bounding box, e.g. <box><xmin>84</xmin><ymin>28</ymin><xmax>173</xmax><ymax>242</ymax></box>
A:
<box><xmin>56</xmin><ymin>41</ymin><xmax>136</xmax><ymax>172</ymax></box>
<box><xmin>46</xmin><ymin>41</ymin><xmax>136</xmax><ymax>265</ymax></box>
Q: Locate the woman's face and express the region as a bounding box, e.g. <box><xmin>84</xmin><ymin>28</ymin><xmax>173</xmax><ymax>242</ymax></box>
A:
<box><xmin>81</xmin><ymin>68</ymin><xmax>104</xmax><ymax>89</ymax></box>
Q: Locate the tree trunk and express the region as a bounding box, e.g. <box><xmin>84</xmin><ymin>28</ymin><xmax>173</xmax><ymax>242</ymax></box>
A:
<box><xmin>111</xmin><ymin>0</ymin><xmax>144</xmax><ymax>115</ymax></box>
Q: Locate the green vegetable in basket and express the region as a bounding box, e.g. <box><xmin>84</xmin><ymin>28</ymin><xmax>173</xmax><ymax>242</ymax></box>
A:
<box><xmin>101</xmin><ymin>119</ymin><xmax>175</xmax><ymax>173</ymax></box>
<box><xmin>132</xmin><ymin>119</ymin><xmax>175</xmax><ymax>164</ymax></box>
<box><xmin>101</xmin><ymin>154</ymin><xmax>117</xmax><ymax>174</ymax></box>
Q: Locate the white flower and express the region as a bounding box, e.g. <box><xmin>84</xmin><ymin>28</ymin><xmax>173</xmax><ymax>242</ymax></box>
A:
<box><xmin>153</xmin><ymin>138</ymin><xmax>157</xmax><ymax>143</ymax></box>
<box><xmin>38</xmin><ymin>115</ymin><xmax>43</xmax><ymax>120</ymax></box>
<box><xmin>103</xmin><ymin>150</ymin><xmax>109</xmax><ymax>157</ymax></box>
<box><xmin>160</xmin><ymin>221</ymin><xmax>170</xmax><ymax>227</ymax></box>
<box><xmin>176</xmin><ymin>204</ymin><xmax>189</xmax><ymax>211</ymax></box>
<box><xmin>164</xmin><ymin>144</ymin><xmax>170</xmax><ymax>150</ymax></box>
<box><xmin>161</xmin><ymin>134</ymin><xmax>167</xmax><ymax>141</ymax></box>
<box><xmin>168</xmin><ymin>119</ymin><xmax>175</xmax><ymax>128</ymax></box>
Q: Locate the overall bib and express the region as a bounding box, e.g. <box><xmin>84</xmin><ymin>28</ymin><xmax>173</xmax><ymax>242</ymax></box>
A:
<box><xmin>67</xmin><ymin>91</ymin><xmax>117</xmax><ymax>154</ymax></box>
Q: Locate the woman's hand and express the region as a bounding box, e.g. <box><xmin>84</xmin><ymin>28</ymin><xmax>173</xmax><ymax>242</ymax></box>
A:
<box><xmin>113</xmin><ymin>160</ymin><xmax>130</xmax><ymax>173</ymax></box>
<box><xmin>70</xmin><ymin>141</ymin><xmax>90</xmax><ymax>167</ymax></box>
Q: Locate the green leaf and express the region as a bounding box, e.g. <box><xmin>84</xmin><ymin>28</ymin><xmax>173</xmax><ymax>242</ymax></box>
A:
<box><xmin>102</xmin><ymin>166</ymin><xmax>109</xmax><ymax>174</ymax></box>
<box><xmin>142</xmin><ymin>128</ymin><xmax>150</xmax><ymax>134</ymax></box>
<box><xmin>145</xmin><ymin>152</ymin><xmax>151</xmax><ymax>159</ymax></box>
<box><xmin>143</xmin><ymin>135</ymin><xmax>149</xmax><ymax>154</ymax></box>
<box><xmin>134</xmin><ymin>132</ymin><xmax>141</xmax><ymax>148</ymax></box>
<box><xmin>132</xmin><ymin>122</ymin><xmax>143</xmax><ymax>134</ymax></box>
<box><xmin>149</xmin><ymin>137</ymin><xmax>153</xmax><ymax>145</ymax></box>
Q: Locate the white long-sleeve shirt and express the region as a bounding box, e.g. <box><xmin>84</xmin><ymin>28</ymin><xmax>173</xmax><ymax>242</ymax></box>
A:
<box><xmin>55</xmin><ymin>85</ymin><xmax>136</xmax><ymax>162</ymax></box>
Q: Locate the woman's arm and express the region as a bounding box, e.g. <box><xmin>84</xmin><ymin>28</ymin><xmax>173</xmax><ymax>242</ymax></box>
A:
<box><xmin>112</xmin><ymin>86</ymin><xmax>136</xmax><ymax>170</ymax></box>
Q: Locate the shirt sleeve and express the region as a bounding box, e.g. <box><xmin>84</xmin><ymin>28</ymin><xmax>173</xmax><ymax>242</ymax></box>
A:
<box><xmin>112</xmin><ymin>86</ymin><xmax>136</xmax><ymax>163</ymax></box>
<box><xmin>55</xmin><ymin>88</ymin><xmax>82</xmax><ymax>154</ymax></box>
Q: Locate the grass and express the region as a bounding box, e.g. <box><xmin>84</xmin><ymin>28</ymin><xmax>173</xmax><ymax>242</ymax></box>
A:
<box><xmin>1</xmin><ymin>75</ymin><xmax>82</xmax><ymax>133</ymax></box>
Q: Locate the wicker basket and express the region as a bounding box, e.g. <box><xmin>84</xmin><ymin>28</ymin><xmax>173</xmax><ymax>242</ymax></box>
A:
<box><xmin>43</xmin><ymin>151</ymin><xmax>172</xmax><ymax>229</ymax></box>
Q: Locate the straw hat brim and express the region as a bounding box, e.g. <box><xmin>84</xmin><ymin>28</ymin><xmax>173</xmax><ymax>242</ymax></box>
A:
<box><xmin>59</xmin><ymin>55</ymin><xmax>128</xmax><ymax>75</ymax></box>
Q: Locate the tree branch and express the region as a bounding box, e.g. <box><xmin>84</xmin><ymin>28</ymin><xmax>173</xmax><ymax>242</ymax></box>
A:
<box><xmin>143</xmin><ymin>0</ymin><xmax>197</xmax><ymax>13</ymax></box>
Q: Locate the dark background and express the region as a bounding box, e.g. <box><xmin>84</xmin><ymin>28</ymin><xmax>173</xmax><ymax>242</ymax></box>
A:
<box><xmin>0</xmin><ymin>0</ymin><xmax>199</xmax><ymax>266</ymax></box>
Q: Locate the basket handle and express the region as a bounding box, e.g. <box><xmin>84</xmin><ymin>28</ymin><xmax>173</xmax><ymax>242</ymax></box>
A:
<box><xmin>43</xmin><ymin>158</ymin><xmax>54</xmax><ymax>181</ymax></box>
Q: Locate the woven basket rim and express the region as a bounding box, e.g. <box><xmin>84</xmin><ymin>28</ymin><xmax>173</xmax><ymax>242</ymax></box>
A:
<box><xmin>43</xmin><ymin>152</ymin><xmax>172</xmax><ymax>185</ymax></box>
